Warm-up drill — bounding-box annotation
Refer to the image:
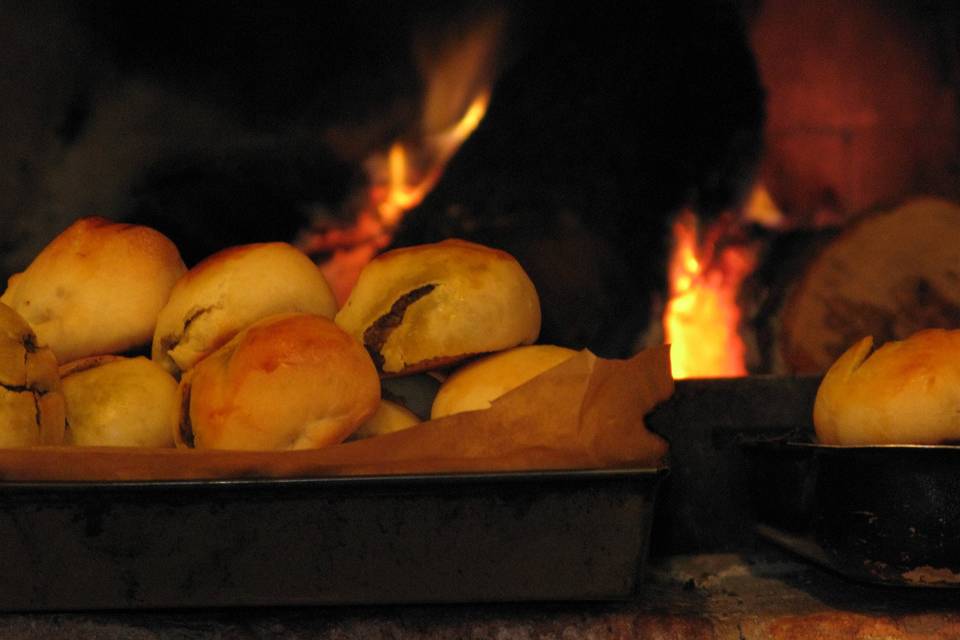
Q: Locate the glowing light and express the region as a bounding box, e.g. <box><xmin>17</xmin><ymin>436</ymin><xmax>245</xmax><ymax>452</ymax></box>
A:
<box><xmin>378</xmin><ymin>91</ymin><xmax>491</xmax><ymax>226</ymax></box>
<box><xmin>664</xmin><ymin>209</ymin><xmax>757</xmax><ymax>379</ymax></box>
<box><xmin>743</xmin><ymin>182</ymin><xmax>785</xmax><ymax>228</ymax></box>
<box><xmin>300</xmin><ymin>12</ymin><xmax>503</xmax><ymax>305</ymax></box>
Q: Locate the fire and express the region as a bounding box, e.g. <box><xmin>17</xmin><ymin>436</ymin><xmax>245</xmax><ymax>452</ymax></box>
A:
<box><xmin>309</xmin><ymin>90</ymin><xmax>490</xmax><ymax>305</ymax></box>
<box><xmin>374</xmin><ymin>91</ymin><xmax>491</xmax><ymax>227</ymax></box>
<box><xmin>664</xmin><ymin>209</ymin><xmax>757</xmax><ymax>379</ymax></box>
<box><xmin>300</xmin><ymin>12</ymin><xmax>503</xmax><ymax>305</ymax></box>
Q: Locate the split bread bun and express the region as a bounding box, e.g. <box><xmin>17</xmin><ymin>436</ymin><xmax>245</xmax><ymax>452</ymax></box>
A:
<box><xmin>335</xmin><ymin>239</ymin><xmax>541</xmax><ymax>375</ymax></box>
<box><xmin>152</xmin><ymin>242</ymin><xmax>337</xmax><ymax>377</ymax></box>
<box><xmin>0</xmin><ymin>302</ymin><xmax>64</xmax><ymax>446</ymax></box>
<box><xmin>1</xmin><ymin>217</ymin><xmax>186</xmax><ymax>364</ymax></box>
<box><xmin>431</xmin><ymin>345</ymin><xmax>578</xmax><ymax>419</ymax></box>
<box><xmin>177</xmin><ymin>313</ymin><xmax>380</xmax><ymax>450</ymax></box>
<box><xmin>814</xmin><ymin>329</ymin><xmax>960</xmax><ymax>445</ymax></box>
<box><xmin>60</xmin><ymin>356</ymin><xmax>178</xmax><ymax>447</ymax></box>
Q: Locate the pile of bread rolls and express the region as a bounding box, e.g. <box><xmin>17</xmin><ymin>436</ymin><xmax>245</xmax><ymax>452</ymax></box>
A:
<box><xmin>0</xmin><ymin>216</ymin><xmax>578</xmax><ymax>450</ymax></box>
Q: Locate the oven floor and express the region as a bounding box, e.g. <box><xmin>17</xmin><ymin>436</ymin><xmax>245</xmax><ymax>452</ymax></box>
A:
<box><xmin>0</xmin><ymin>549</ymin><xmax>955</xmax><ymax>639</ymax></box>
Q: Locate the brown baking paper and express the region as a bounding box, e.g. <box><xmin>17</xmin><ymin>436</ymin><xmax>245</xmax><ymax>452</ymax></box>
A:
<box><xmin>0</xmin><ymin>346</ymin><xmax>673</xmax><ymax>482</ymax></box>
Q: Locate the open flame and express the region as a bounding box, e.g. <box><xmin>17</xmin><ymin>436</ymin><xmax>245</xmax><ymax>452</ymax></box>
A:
<box><xmin>300</xmin><ymin>12</ymin><xmax>503</xmax><ymax>304</ymax></box>
<box><xmin>664</xmin><ymin>209</ymin><xmax>758</xmax><ymax>379</ymax></box>
<box><xmin>375</xmin><ymin>93</ymin><xmax>490</xmax><ymax>226</ymax></box>
<box><xmin>310</xmin><ymin>91</ymin><xmax>491</xmax><ymax>305</ymax></box>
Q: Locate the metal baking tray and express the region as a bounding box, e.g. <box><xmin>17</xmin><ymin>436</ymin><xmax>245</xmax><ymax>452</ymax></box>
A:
<box><xmin>743</xmin><ymin>438</ymin><xmax>960</xmax><ymax>587</ymax></box>
<box><xmin>0</xmin><ymin>466</ymin><xmax>666</xmax><ymax>610</ymax></box>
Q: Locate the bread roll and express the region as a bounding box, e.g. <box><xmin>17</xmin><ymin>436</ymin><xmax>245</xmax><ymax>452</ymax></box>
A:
<box><xmin>178</xmin><ymin>313</ymin><xmax>380</xmax><ymax>450</ymax></box>
<box><xmin>347</xmin><ymin>399</ymin><xmax>421</xmax><ymax>441</ymax></box>
<box><xmin>814</xmin><ymin>329</ymin><xmax>960</xmax><ymax>445</ymax></box>
<box><xmin>0</xmin><ymin>302</ymin><xmax>64</xmax><ymax>446</ymax></box>
<box><xmin>60</xmin><ymin>356</ymin><xmax>178</xmax><ymax>447</ymax></box>
<box><xmin>431</xmin><ymin>345</ymin><xmax>577</xmax><ymax>419</ymax></box>
<box><xmin>152</xmin><ymin>242</ymin><xmax>337</xmax><ymax>377</ymax></box>
<box><xmin>335</xmin><ymin>239</ymin><xmax>541</xmax><ymax>375</ymax></box>
<box><xmin>1</xmin><ymin>217</ymin><xmax>186</xmax><ymax>364</ymax></box>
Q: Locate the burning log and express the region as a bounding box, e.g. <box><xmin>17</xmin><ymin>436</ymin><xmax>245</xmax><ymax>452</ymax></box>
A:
<box><xmin>779</xmin><ymin>197</ymin><xmax>960</xmax><ymax>373</ymax></box>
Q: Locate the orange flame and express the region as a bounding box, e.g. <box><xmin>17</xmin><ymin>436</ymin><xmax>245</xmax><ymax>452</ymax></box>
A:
<box><xmin>374</xmin><ymin>91</ymin><xmax>491</xmax><ymax>227</ymax></box>
<box><xmin>303</xmin><ymin>12</ymin><xmax>504</xmax><ymax>305</ymax></box>
<box><xmin>311</xmin><ymin>90</ymin><xmax>490</xmax><ymax>305</ymax></box>
<box><xmin>664</xmin><ymin>210</ymin><xmax>757</xmax><ymax>379</ymax></box>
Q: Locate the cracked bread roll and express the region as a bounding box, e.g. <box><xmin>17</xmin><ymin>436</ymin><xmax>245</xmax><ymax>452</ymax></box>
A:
<box><xmin>60</xmin><ymin>356</ymin><xmax>178</xmax><ymax>447</ymax></box>
<box><xmin>335</xmin><ymin>239</ymin><xmax>541</xmax><ymax>376</ymax></box>
<box><xmin>1</xmin><ymin>217</ymin><xmax>186</xmax><ymax>364</ymax></box>
<box><xmin>152</xmin><ymin>242</ymin><xmax>337</xmax><ymax>378</ymax></box>
<box><xmin>814</xmin><ymin>329</ymin><xmax>960</xmax><ymax>445</ymax></box>
<box><xmin>0</xmin><ymin>302</ymin><xmax>64</xmax><ymax>446</ymax></box>
<box><xmin>177</xmin><ymin>313</ymin><xmax>380</xmax><ymax>450</ymax></box>
<box><xmin>431</xmin><ymin>345</ymin><xmax>577</xmax><ymax>419</ymax></box>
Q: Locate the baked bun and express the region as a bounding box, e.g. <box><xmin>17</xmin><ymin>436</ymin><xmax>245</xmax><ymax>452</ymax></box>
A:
<box><xmin>0</xmin><ymin>302</ymin><xmax>64</xmax><ymax>446</ymax></box>
<box><xmin>152</xmin><ymin>242</ymin><xmax>337</xmax><ymax>377</ymax></box>
<box><xmin>347</xmin><ymin>399</ymin><xmax>420</xmax><ymax>441</ymax></box>
<box><xmin>177</xmin><ymin>313</ymin><xmax>380</xmax><ymax>450</ymax></box>
<box><xmin>431</xmin><ymin>345</ymin><xmax>577</xmax><ymax>419</ymax></box>
<box><xmin>60</xmin><ymin>356</ymin><xmax>178</xmax><ymax>447</ymax></box>
<box><xmin>814</xmin><ymin>329</ymin><xmax>960</xmax><ymax>445</ymax></box>
<box><xmin>1</xmin><ymin>217</ymin><xmax>186</xmax><ymax>364</ymax></box>
<box><xmin>335</xmin><ymin>239</ymin><xmax>541</xmax><ymax>375</ymax></box>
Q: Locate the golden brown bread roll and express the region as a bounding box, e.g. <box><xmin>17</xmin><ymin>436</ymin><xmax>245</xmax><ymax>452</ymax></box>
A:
<box><xmin>347</xmin><ymin>399</ymin><xmax>421</xmax><ymax>441</ymax></box>
<box><xmin>335</xmin><ymin>239</ymin><xmax>541</xmax><ymax>375</ymax></box>
<box><xmin>431</xmin><ymin>345</ymin><xmax>578</xmax><ymax>419</ymax></box>
<box><xmin>152</xmin><ymin>242</ymin><xmax>337</xmax><ymax>378</ymax></box>
<box><xmin>1</xmin><ymin>217</ymin><xmax>186</xmax><ymax>364</ymax></box>
<box><xmin>0</xmin><ymin>302</ymin><xmax>64</xmax><ymax>446</ymax></box>
<box><xmin>814</xmin><ymin>329</ymin><xmax>960</xmax><ymax>445</ymax></box>
<box><xmin>177</xmin><ymin>313</ymin><xmax>380</xmax><ymax>450</ymax></box>
<box><xmin>60</xmin><ymin>355</ymin><xmax>178</xmax><ymax>447</ymax></box>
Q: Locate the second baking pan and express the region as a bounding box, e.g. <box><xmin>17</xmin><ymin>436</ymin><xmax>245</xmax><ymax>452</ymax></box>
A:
<box><xmin>0</xmin><ymin>466</ymin><xmax>665</xmax><ymax>610</ymax></box>
<box><xmin>744</xmin><ymin>439</ymin><xmax>960</xmax><ymax>587</ymax></box>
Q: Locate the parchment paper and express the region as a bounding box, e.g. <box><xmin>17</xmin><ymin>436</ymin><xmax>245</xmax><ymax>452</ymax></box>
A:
<box><xmin>0</xmin><ymin>346</ymin><xmax>673</xmax><ymax>481</ymax></box>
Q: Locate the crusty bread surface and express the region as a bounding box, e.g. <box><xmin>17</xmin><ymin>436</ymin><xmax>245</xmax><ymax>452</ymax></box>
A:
<box><xmin>814</xmin><ymin>329</ymin><xmax>960</xmax><ymax>445</ymax></box>
<box><xmin>179</xmin><ymin>313</ymin><xmax>380</xmax><ymax>450</ymax></box>
<box><xmin>335</xmin><ymin>239</ymin><xmax>541</xmax><ymax>375</ymax></box>
<box><xmin>0</xmin><ymin>302</ymin><xmax>64</xmax><ymax>446</ymax></box>
<box><xmin>2</xmin><ymin>217</ymin><xmax>186</xmax><ymax>364</ymax></box>
<box><xmin>152</xmin><ymin>242</ymin><xmax>337</xmax><ymax>377</ymax></box>
<box><xmin>60</xmin><ymin>356</ymin><xmax>178</xmax><ymax>447</ymax></box>
<box><xmin>431</xmin><ymin>344</ymin><xmax>577</xmax><ymax>419</ymax></box>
